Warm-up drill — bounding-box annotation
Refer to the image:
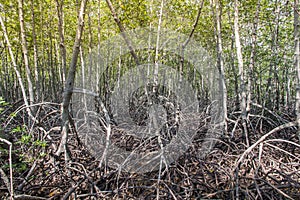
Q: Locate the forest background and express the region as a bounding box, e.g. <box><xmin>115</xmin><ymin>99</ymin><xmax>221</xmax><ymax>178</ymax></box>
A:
<box><xmin>0</xmin><ymin>0</ymin><xmax>300</xmax><ymax>199</ymax></box>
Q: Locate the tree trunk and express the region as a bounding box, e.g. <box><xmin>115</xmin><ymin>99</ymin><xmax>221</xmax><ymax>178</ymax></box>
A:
<box><xmin>96</xmin><ymin>0</ymin><xmax>101</xmax><ymax>93</ymax></box>
<box><xmin>0</xmin><ymin>15</ymin><xmax>33</xmax><ymax>120</ymax></box>
<box><xmin>18</xmin><ymin>0</ymin><xmax>34</xmax><ymax>105</ymax></box>
<box><xmin>31</xmin><ymin>0</ymin><xmax>40</xmax><ymax>102</ymax></box>
<box><xmin>234</xmin><ymin>0</ymin><xmax>249</xmax><ymax>146</ymax></box>
<box><xmin>153</xmin><ymin>0</ymin><xmax>164</xmax><ymax>86</ymax></box>
<box><xmin>87</xmin><ymin>10</ymin><xmax>92</xmax><ymax>87</ymax></box>
<box><xmin>294</xmin><ymin>0</ymin><xmax>300</xmax><ymax>142</ymax></box>
<box><xmin>247</xmin><ymin>0</ymin><xmax>260</xmax><ymax>114</ymax></box>
<box><xmin>227</xmin><ymin>10</ymin><xmax>239</xmax><ymax>111</ymax></box>
<box><xmin>265</xmin><ymin>2</ymin><xmax>280</xmax><ymax>109</ymax></box>
<box><xmin>55</xmin><ymin>0</ymin><xmax>67</xmax><ymax>86</ymax></box>
<box><xmin>55</xmin><ymin>0</ymin><xmax>88</xmax><ymax>157</ymax></box>
<box><xmin>210</xmin><ymin>0</ymin><xmax>227</xmax><ymax>132</ymax></box>
<box><xmin>105</xmin><ymin>0</ymin><xmax>139</xmax><ymax>65</ymax></box>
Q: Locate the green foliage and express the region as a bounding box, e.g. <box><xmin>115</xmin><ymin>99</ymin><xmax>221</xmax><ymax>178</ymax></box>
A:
<box><xmin>117</xmin><ymin>0</ymin><xmax>150</xmax><ymax>29</ymax></box>
<box><xmin>2</xmin><ymin>161</ymin><xmax>28</xmax><ymax>173</ymax></box>
<box><xmin>0</xmin><ymin>0</ymin><xmax>296</xmax><ymax>108</ymax></box>
<box><xmin>11</xmin><ymin>125</ymin><xmax>26</xmax><ymax>134</ymax></box>
<box><xmin>33</xmin><ymin>139</ymin><xmax>47</xmax><ymax>148</ymax></box>
<box><xmin>19</xmin><ymin>134</ymin><xmax>31</xmax><ymax>144</ymax></box>
<box><xmin>0</xmin><ymin>97</ymin><xmax>9</xmax><ymax>113</ymax></box>
<box><xmin>11</xmin><ymin>130</ymin><xmax>48</xmax><ymax>172</ymax></box>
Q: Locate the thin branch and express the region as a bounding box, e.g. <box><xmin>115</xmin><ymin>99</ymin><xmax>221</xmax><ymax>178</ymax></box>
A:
<box><xmin>182</xmin><ymin>0</ymin><xmax>204</xmax><ymax>49</ymax></box>
<box><xmin>105</xmin><ymin>0</ymin><xmax>139</xmax><ymax>65</ymax></box>
<box><xmin>234</xmin><ymin>121</ymin><xmax>297</xmax><ymax>170</ymax></box>
<box><xmin>14</xmin><ymin>194</ymin><xmax>47</xmax><ymax>200</ymax></box>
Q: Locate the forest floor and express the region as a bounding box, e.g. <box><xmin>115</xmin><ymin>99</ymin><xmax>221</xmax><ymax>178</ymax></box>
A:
<box><xmin>0</xmin><ymin>101</ymin><xmax>300</xmax><ymax>199</ymax></box>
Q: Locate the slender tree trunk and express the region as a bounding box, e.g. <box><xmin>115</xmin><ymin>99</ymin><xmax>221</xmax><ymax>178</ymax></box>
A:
<box><xmin>0</xmin><ymin>15</ymin><xmax>33</xmax><ymax>119</ymax></box>
<box><xmin>87</xmin><ymin>10</ymin><xmax>92</xmax><ymax>87</ymax></box>
<box><xmin>48</xmin><ymin>25</ymin><xmax>57</xmax><ymax>99</ymax></box>
<box><xmin>247</xmin><ymin>0</ymin><xmax>260</xmax><ymax>114</ymax></box>
<box><xmin>153</xmin><ymin>0</ymin><xmax>164</xmax><ymax>86</ymax></box>
<box><xmin>55</xmin><ymin>0</ymin><xmax>67</xmax><ymax>86</ymax></box>
<box><xmin>265</xmin><ymin>2</ymin><xmax>280</xmax><ymax>109</ymax></box>
<box><xmin>55</xmin><ymin>39</ymin><xmax>63</xmax><ymax>85</ymax></box>
<box><xmin>79</xmin><ymin>46</ymin><xmax>87</xmax><ymax>110</ymax></box>
<box><xmin>234</xmin><ymin>0</ymin><xmax>249</xmax><ymax>146</ymax></box>
<box><xmin>56</xmin><ymin>0</ymin><xmax>88</xmax><ymax>157</ymax></box>
<box><xmin>96</xmin><ymin>0</ymin><xmax>101</xmax><ymax>93</ymax></box>
<box><xmin>210</xmin><ymin>0</ymin><xmax>228</xmax><ymax>132</ymax></box>
<box><xmin>180</xmin><ymin>0</ymin><xmax>204</xmax><ymax>95</ymax></box>
<box><xmin>18</xmin><ymin>0</ymin><xmax>34</xmax><ymax>105</ymax></box>
<box><xmin>105</xmin><ymin>0</ymin><xmax>139</xmax><ymax>65</ymax></box>
<box><xmin>31</xmin><ymin>0</ymin><xmax>40</xmax><ymax>101</ymax></box>
<box><xmin>182</xmin><ymin>0</ymin><xmax>204</xmax><ymax>49</ymax></box>
<box><xmin>227</xmin><ymin>10</ymin><xmax>239</xmax><ymax>111</ymax></box>
<box><xmin>294</xmin><ymin>0</ymin><xmax>300</xmax><ymax>142</ymax></box>
<box><xmin>284</xmin><ymin>53</ymin><xmax>290</xmax><ymax>109</ymax></box>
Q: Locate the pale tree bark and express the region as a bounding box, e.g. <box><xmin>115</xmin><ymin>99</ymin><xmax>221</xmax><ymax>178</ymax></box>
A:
<box><xmin>227</xmin><ymin>9</ymin><xmax>239</xmax><ymax>110</ymax></box>
<box><xmin>87</xmin><ymin>10</ymin><xmax>92</xmax><ymax>86</ymax></box>
<box><xmin>56</xmin><ymin>0</ymin><xmax>88</xmax><ymax>157</ymax></box>
<box><xmin>55</xmin><ymin>39</ymin><xmax>62</xmax><ymax>84</ymax></box>
<box><xmin>153</xmin><ymin>0</ymin><xmax>164</xmax><ymax>86</ymax></box>
<box><xmin>55</xmin><ymin>0</ymin><xmax>67</xmax><ymax>85</ymax></box>
<box><xmin>0</xmin><ymin>15</ymin><xmax>33</xmax><ymax>120</ymax></box>
<box><xmin>283</xmin><ymin>53</ymin><xmax>291</xmax><ymax>109</ymax></box>
<box><xmin>210</xmin><ymin>0</ymin><xmax>228</xmax><ymax>132</ymax></box>
<box><xmin>48</xmin><ymin>26</ymin><xmax>57</xmax><ymax>99</ymax></box>
<box><xmin>31</xmin><ymin>0</ymin><xmax>40</xmax><ymax>101</ymax></box>
<box><xmin>229</xmin><ymin>26</ymin><xmax>239</xmax><ymax>110</ymax></box>
<box><xmin>96</xmin><ymin>0</ymin><xmax>101</xmax><ymax>92</ymax></box>
<box><xmin>79</xmin><ymin>46</ymin><xmax>87</xmax><ymax>110</ymax></box>
<box><xmin>153</xmin><ymin>1</ymin><xmax>165</xmax><ymax>198</ymax></box>
<box><xmin>18</xmin><ymin>0</ymin><xmax>34</xmax><ymax>105</ymax></box>
<box><xmin>247</xmin><ymin>0</ymin><xmax>260</xmax><ymax>114</ymax></box>
<box><xmin>294</xmin><ymin>0</ymin><xmax>300</xmax><ymax>142</ymax></box>
<box><xmin>234</xmin><ymin>0</ymin><xmax>249</xmax><ymax>146</ymax></box>
<box><xmin>37</xmin><ymin>0</ymin><xmax>45</xmax><ymax>97</ymax></box>
<box><xmin>265</xmin><ymin>2</ymin><xmax>281</xmax><ymax>109</ymax></box>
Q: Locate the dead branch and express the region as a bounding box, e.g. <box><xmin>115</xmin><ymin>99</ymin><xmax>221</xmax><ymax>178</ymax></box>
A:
<box><xmin>234</xmin><ymin>121</ymin><xmax>297</xmax><ymax>170</ymax></box>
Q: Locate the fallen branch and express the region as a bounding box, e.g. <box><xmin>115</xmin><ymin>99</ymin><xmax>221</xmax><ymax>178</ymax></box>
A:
<box><xmin>14</xmin><ymin>194</ymin><xmax>47</xmax><ymax>200</ymax></box>
<box><xmin>234</xmin><ymin>121</ymin><xmax>297</xmax><ymax>170</ymax></box>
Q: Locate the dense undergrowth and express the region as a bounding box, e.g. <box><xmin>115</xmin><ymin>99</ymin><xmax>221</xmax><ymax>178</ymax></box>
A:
<box><xmin>0</xmin><ymin>99</ymin><xmax>300</xmax><ymax>199</ymax></box>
